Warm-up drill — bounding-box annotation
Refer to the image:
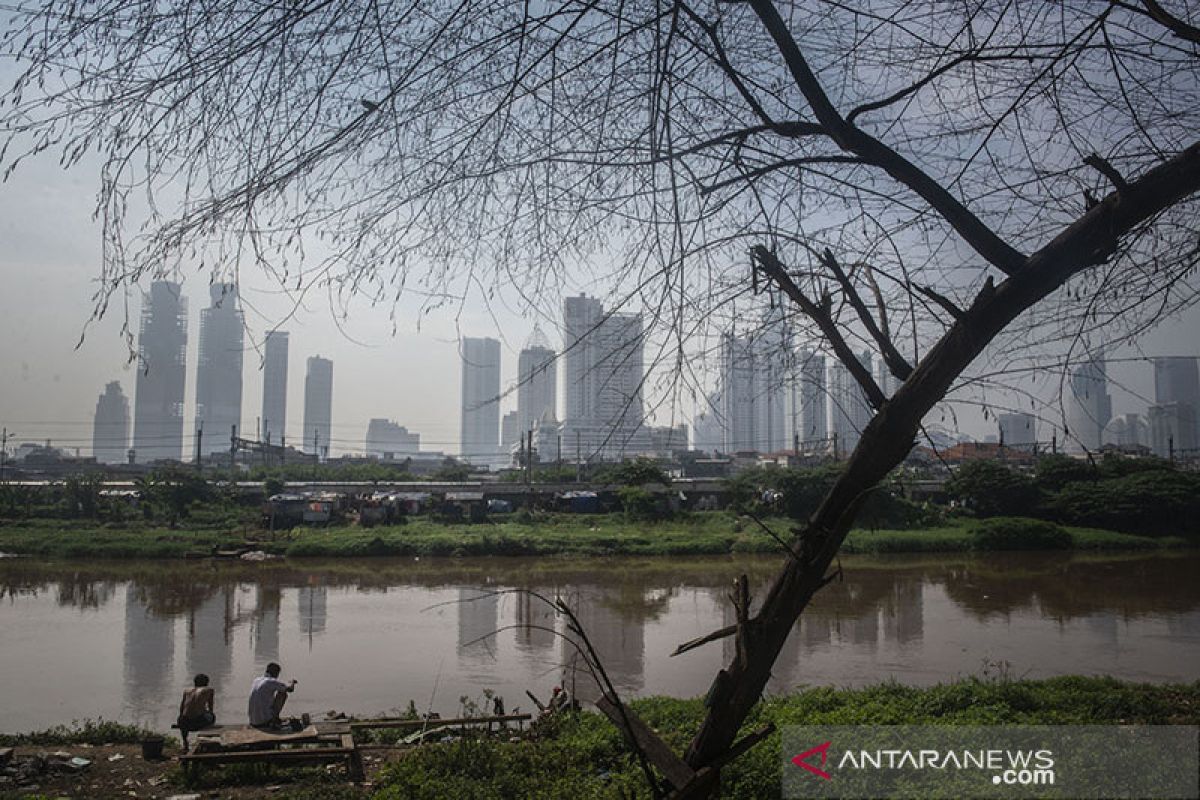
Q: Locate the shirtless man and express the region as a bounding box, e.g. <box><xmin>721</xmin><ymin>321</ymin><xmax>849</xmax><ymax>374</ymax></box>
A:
<box><xmin>177</xmin><ymin>674</ymin><xmax>216</xmax><ymax>752</ymax></box>
<box><xmin>248</xmin><ymin>662</ymin><xmax>297</xmax><ymax>729</ymax></box>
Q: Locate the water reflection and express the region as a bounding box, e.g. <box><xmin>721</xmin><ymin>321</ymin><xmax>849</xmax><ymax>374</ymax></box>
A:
<box><xmin>1</xmin><ymin>552</ymin><xmax>1198</xmax><ymax>732</ymax></box>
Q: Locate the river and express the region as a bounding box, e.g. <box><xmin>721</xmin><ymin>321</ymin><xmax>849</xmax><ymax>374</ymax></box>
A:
<box><xmin>1</xmin><ymin>551</ymin><xmax>1197</xmax><ymax>733</ymax></box>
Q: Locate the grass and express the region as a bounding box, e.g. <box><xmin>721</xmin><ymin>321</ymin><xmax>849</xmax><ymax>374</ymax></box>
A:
<box><xmin>0</xmin><ymin>512</ymin><xmax>1191</xmax><ymax>560</ymax></box>
<box><xmin>0</xmin><ymin>718</ymin><xmax>155</xmax><ymax>747</ymax></box>
<box><xmin>373</xmin><ymin>676</ymin><xmax>1200</xmax><ymax>799</ymax></box>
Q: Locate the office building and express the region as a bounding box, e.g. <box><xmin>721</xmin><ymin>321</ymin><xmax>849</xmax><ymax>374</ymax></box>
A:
<box><xmin>261</xmin><ymin>331</ymin><xmax>289</xmax><ymax>444</ymax></box>
<box><xmin>194</xmin><ymin>283</ymin><xmax>244</xmax><ymax>455</ymax></box>
<box><xmin>517</xmin><ymin>330</ymin><xmax>557</xmax><ymax>438</ymax></box>
<box><xmin>132</xmin><ymin>281</ymin><xmax>187</xmax><ymax>462</ymax></box>
<box><xmin>303</xmin><ymin>356</ymin><xmax>333</xmax><ymax>459</ymax></box>
<box><xmin>1104</xmin><ymin>413</ymin><xmax>1148</xmax><ymax>449</ymax></box>
<box><xmin>1066</xmin><ymin>350</ymin><xmax>1111</xmax><ymax>452</ymax></box>
<box><xmin>560</xmin><ymin>296</ymin><xmax>649</xmax><ymax>459</ymax></box>
<box><xmin>998</xmin><ymin>412</ymin><xmax>1036</xmax><ymax>449</ymax></box>
<box><xmin>365</xmin><ymin>418</ymin><xmax>420</xmax><ymax>459</ymax></box>
<box><xmin>92</xmin><ymin>381</ymin><xmax>129</xmax><ymax>463</ymax></box>
<box><xmin>460</xmin><ymin>337</ymin><xmax>501</xmax><ymax>463</ymax></box>
<box><xmin>796</xmin><ymin>348</ymin><xmax>828</xmax><ymax>449</ymax></box>
<box><xmin>829</xmin><ymin>351</ymin><xmax>873</xmax><ymax>456</ymax></box>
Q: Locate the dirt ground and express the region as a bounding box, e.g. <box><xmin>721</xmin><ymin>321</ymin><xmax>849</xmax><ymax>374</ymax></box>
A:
<box><xmin>0</xmin><ymin>741</ymin><xmax>395</xmax><ymax>799</ymax></box>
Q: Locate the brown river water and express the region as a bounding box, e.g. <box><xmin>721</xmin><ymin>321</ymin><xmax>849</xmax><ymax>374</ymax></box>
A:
<box><xmin>1</xmin><ymin>551</ymin><xmax>1197</xmax><ymax>733</ymax></box>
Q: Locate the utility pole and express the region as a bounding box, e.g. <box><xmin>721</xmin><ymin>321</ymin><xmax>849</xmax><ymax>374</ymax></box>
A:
<box><xmin>230</xmin><ymin>424</ymin><xmax>237</xmax><ymax>475</ymax></box>
<box><xmin>575</xmin><ymin>430</ymin><xmax>582</xmax><ymax>483</ymax></box>
<box><xmin>1051</xmin><ymin>433</ymin><xmax>1057</xmax><ymax>455</ymax></box>
<box><xmin>557</xmin><ymin>433</ymin><xmax>562</xmax><ymax>476</ymax></box>
<box><xmin>1169</xmin><ymin>435</ymin><xmax>1175</xmax><ymax>464</ymax></box>
<box><xmin>527</xmin><ymin>427</ymin><xmax>534</xmax><ymax>486</ymax></box>
<box><xmin>280</xmin><ymin>434</ymin><xmax>286</xmax><ymax>467</ymax></box>
<box><xmin>195</xmin><ymin>425</ymin><xmax>203</xmax><ymax>473</ymax></box>
<box><xmin>313</xmin><ymin>428</ymin><xmax>320</xmax><ymax>479</ymax></box>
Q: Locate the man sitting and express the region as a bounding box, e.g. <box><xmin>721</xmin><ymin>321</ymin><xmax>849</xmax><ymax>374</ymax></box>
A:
<box><xmin>248</xmin><ymin>662</ymin><xmax>297</xmax><ymax>729</ymax></box>
<box><xmin>177</xmin><ymin>673</ymin><xmax>216</xmax><ymax>752</ymax></box>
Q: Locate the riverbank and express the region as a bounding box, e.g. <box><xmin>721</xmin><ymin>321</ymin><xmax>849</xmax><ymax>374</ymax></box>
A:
<box><xmin>3</xmin><ymin>677</ymin><xmax>1197</xmax><ymax>799</ymax></box>
<box><xmin>0</xmin><ymin>513</ymin><xmax>1190</xmax><ymax>559</ymax></box>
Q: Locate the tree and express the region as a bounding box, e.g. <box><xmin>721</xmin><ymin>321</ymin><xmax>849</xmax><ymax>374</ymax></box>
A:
<box><xmin>4</xmin><ymin>1</ymin><xmax>1199</xmax><ymax>793</ymax></box>
<box><xmin>945</xmin><ymin>460</ymin><xmax>1040</xmax><ymax>518</ymax></box>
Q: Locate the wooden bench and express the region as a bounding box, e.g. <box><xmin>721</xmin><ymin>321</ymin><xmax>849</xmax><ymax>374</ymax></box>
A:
<box><xmin>177</xmin><ymin>726</ymin><xmax>363</xmax><ymax>782</ymax></box>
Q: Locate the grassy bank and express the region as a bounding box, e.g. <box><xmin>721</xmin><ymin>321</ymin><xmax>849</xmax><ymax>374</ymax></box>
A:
<box><xmin>376</xmin><ymin>676</ymin><xmax>1200</xmax><ymax>799</ymax></box>
<box><xmin>0</xmin><ymin>513</ymin><xmax>1190</xmax><ymax>559</ymax></box>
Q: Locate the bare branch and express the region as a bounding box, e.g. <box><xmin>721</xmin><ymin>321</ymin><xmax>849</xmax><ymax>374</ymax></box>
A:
<box><xmin>819</xmin><ymin>248</ymin><xmax>914</xmax><ymax>381</ymax></box>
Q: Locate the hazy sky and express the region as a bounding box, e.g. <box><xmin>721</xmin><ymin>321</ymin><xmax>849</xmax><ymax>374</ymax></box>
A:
<box><xmin>1</xmin><ymin>126</ymin><xmax>1198</xmax><ymax>460</ymax></box>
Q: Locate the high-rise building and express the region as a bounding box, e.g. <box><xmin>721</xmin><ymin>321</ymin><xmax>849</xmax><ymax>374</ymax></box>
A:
<box><xmin>133</xmin><ymin>281</ymin><xmax>187</xmax><ymax>462</ymax></box>
<box><xmin>93</xmin><ymin>381</ymin><xmax>130</xmax><ymax>464</ymax></box>
<box><xmin>1066</xmin><ymin>350</ymin><xmax>1111</xmax><ymax>452</ymax></box>
<box><xmin>517</xmin><ymin>329</ymin><xmax>557</xmax><ymax>439</ymax></box>
<box><xmin>796</xmin><ymin>348</ymin><xmax>828</xmax><ymax>448</ymax></box>
<box><xmin>261</xmin><ymin>331</ymin><xmax>289</xmax><ymax>444</ymax></box>
<box><xmin>1154</xmin><ymin>357</ymin><xmax>1200</xmax><ymax>408</ymax></box>
<box><xmin>998</xmin><ymin>412</ymin><xmax>1036</xmax><ymax>449</ymax></box>
<box><xmin>1149</xmin><ymin>403</ymin><xmax>1197</xmax><ymax>458</ymax></box>
<box><xmin>460</xmin><ymin>337</ymin><xmax>501</xmax><ymax>463</ymax></box>
<box><xmin>303</xmin><ymin>356</ymin><xmax>333</xmax><ymax>459</ymax></box>
<box><xmin>719</xmin><ymin>333</ymin><xmax>757</xmax><ymax>452</ymax></box>
<box><xmin>500</xmin><ymin>410</ymin><xmax>520</xmax><ymax>456</ymax></box>
<box><xmin>365</xmin><ymin>419</ymin><xmax>420</xmax><ymax>458</ymax></box>
<box><xmin>1104</xmin><ymin>413</ymin><xmax>1148</xmax><ymax>449</ymax></box>
<box><xmin>692</xmin><ymin>392</ymin><xmax>723</xmax><ymax>455</ymax></box>
<box><xmin>1148</xmin><ymin>356</ymin><xmax>1199</xmax><ymax>458</ymax></box>
<box><xmin>560</xmin><ymin>296</ymin><xmax>649</xmax><ymax>459</ymax></box>
<box><xmin>829</xmin><ymin>351</ymin><xmax>873</xmax><ymax>456</ymax></box>
<box><xmin>754</xmin><ymin>306</ymin><xmax>792</xmax><ymax>454</ymax></box>
<box><xmin>194</xmin><ymin>284</ymin><xmax>244</xmax><ymax>455</ymax></box>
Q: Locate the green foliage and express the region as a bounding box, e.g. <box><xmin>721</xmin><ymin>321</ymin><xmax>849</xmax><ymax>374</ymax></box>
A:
<box><xmin>1034</xmin><ymin>453</ymin><xmax>1096</xmax><ymax>492</ymax></box>
<box><xmin>969</xmin><ymin>517</ymin><xmax>1072</xmax><ymax>551</ymax></box>
<box><xmin>617</xmin><ymin>485</ymin><xmax>661</xmax><ymax>521</ymax></box>
<box><xmin>431</xmin><ymin>458</ymin><xmax>472</xmax><ymax>481</ymax></box>
<box><xmin>264</xmin><ymin>476</ymin><xmax>286</xmax><ymax>497</ymax></box>
<box><xmin>599</xmin><ymin>457</ymin><xmax>671</xmax><ymax>487</ymax></box>
<box><xmin>137</xmin><ymin>467</ymin><xmax>214</xmax><ymax>524</ymax></box>
<box><xmin>1048</xmin><ymin>469</ymin><xmax>1200</xmax><ymax>536</ymax></box>
<box><xmin>61</xmin><ymin>473</ymin><xmax>105</xmax><ymax>518</ymax></box>
<box><xmin>374</xmin><ymin>679</ymin><xmax>1200</xmax><ymax>800</ymax></box>
<box><xmin>944</xmin><ymin>460</ymin><xmax>1040</xmax><ymax>517</ymax></box>
<box><xmin>0</xmin><ymin>718</ymin><xmax>153</xmax><ymax>747</ymax></box>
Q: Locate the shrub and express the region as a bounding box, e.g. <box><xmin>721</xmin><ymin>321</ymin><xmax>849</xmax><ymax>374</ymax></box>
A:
<box><xmin>617</xmin><ymin>486</ymin><xmax>661</xmax><ymax>521</ymax></box>
<box><xmin>1048</xmin><ymin>469</ymin><xmax>1200</xmax><ymax>536</ymax></box>
<box><xmin>945</xmin><ymin>460</ymin><xmax>1040</xmax><ymax>517</ymax></box>
<box><xmin>969</xmin><ymin>517</ymin><xmax>1071</xmax><ymax>551</ymax></box>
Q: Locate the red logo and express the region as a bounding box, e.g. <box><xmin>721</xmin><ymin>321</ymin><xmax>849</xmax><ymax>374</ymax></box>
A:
<box><xmin>792</xmin><ymin>741</ymin><xmax>832</xmax><ymax>780</ymax></box>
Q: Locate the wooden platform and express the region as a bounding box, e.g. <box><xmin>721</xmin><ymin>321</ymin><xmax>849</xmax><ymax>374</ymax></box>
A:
<box><xmin>178</xmin><ymin>722</ymin><xmax>362</xmax><ymax>781</ymax></box>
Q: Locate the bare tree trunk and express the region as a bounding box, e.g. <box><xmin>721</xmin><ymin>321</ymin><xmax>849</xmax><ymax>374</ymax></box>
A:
<box><xmin>684</xmin><ymin>140</ymin><xmax>1200</xmax><ymax>774</ymax></box>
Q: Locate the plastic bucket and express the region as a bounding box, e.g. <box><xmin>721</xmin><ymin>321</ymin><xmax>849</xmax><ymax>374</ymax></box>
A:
<box><xmin>140</xmin><ymin>737</ymin><xmax>165</xmax><ymax>760</ymax></box>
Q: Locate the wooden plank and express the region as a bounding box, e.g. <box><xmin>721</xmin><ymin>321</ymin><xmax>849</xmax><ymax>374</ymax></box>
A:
<box><xmin>350</xmin><ymin>713</ymin><xmax>530</xmax><ymax>731</ymax></box>
<box><xmin>594</xmin><ymin>694</ymin><xmax>695</xmax><ymax>790</ymax></box>
<box><xmin>179</xmin><ymin>746</ymin><xmax>353</xmax><ymax>764</ymax></box>
<box><xmin>219</xmin><ymin>724</ymin><xmax>320</xmax><ymax>747</ymax></box>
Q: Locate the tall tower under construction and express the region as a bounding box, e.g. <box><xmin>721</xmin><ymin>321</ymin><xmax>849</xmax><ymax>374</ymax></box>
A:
<box><xmin>133</xmin><ymin>281</ymin><xmax>188</xmax><ymax>462</ymax></box>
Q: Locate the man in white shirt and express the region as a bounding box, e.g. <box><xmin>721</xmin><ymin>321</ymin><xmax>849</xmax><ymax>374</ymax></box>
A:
<box><xmin>248</xmin><ymin>662</ymin><xmax>297</xmax><ymax>728</ymax></box>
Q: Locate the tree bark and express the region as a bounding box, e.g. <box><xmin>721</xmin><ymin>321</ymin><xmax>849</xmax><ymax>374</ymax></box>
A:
<box><xmin>684</xmin><ymin>139</ymin><xmax>1200</xmax><ymax>773</ymax></box>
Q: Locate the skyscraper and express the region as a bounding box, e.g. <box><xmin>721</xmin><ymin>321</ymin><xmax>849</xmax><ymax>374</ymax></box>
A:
<box><xmin>261</xmin><ymin>331</ymin><xmax>289</xmax><ymax>444</ymax></box>
<box><xmin>829</xmin><ymin>351</ymin><xmax>872</xmax><ymax>456</ymax></box>
<box><xmin>1148</xmin><ymin>356</ymin><xmax>1199</xmax><ymax>458</ymax></box>
<box><xmin>460</xmin><ymin>337</ymin><xmax>501</xmax><ymax>462</ymax></box>
<box><xmin>755</xmin><ymin>305</ymin><xmax>792</xmax><ymax>453</ymax></box>
<box><xmin>92</xmin><ymin>381</ymin><xmax>129</xmax><ymax>464</ymax></box>
<box><xmin>517</xmin><ymin>329</ymin><xmax>557</xmax><ymax>439</ymax></box>
<box><xmin>194</xmin><ymin>283</ymin><xmax>244</xmax><ymax>455</ymax></box>
<box><xmin>560</xmin><ymin>296</ymin><xmax>650</xmax><ymax>459</ymax></box>
<box><xmin>720</xmin><ymin>333</ymin><xmax>757</xmax><ymax>452</ymax></box>
<box><xmin>303</xmin><ymin>356</ymin><xmax>333</xmax><ymax>459</ymax></box>
<box><xmin>1066</xmin><ymin>350</ymin><xmax>1112</xmax><ymax>452</ymax></box>
<box><xmin>133</xmin><ymin>281</ymin><xmax>187</xmax><ymax>462</ymax></box>
<box><xmin>796</xmin><ymin>348</ymin><xmax>828</xmax><ymax>448</ymax></box>
<box><xmin>998</xmin><ymin>412</ymin><xmax>1036</xmax><ymax>448</ymax></box>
